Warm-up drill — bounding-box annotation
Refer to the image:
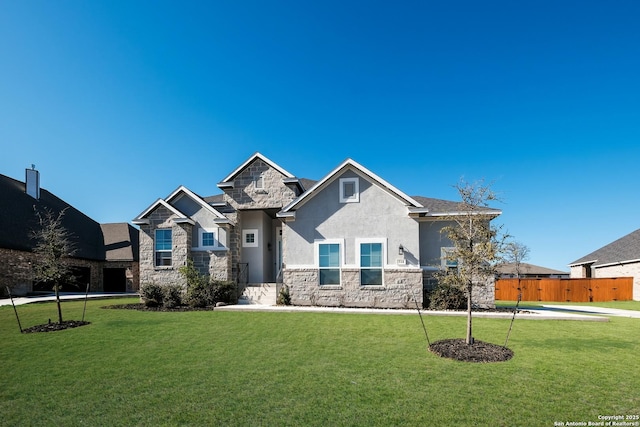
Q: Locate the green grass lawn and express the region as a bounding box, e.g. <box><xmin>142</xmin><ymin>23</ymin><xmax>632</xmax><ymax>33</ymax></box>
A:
<box><xmin>1</xmin><ymin>298</ymin><xmax>639</xmax><ymax>426</ymax></box>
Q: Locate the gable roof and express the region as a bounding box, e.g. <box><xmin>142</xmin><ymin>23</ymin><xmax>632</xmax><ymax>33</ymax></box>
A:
<box><xmin>497</xmin><ymin>262</ymin><xmax>568</xmax><ymax>276</ymax></box>
<box><xmin>569</xmin><ymin>228</ymin><xmax>640</xmax><ymax>267</ymax></box>
<box><xmin>166</xmin><ymin>186</ymin><xmax>229</xmax><ymax>222</ymax></box>
<box><xmin>218</xmin><ymin>152</ymin><xmax>295</xmax><ymax>187</ymax></box>
<box><xmin>133</xmin><ymin>185</ymin><xmax>231</xmax><ymax>226</ymax></box>
<box><xmin>278</xmin><ymin>159</ymin><xmax>423</xmax><ymax>218</ymax></box>
<box><xmin>132</xmin><ymin>198</ymin><xmax>195</xmax><ymax>225</ymax></box>
<box><xmin>101</xmin><ymin>223</ymin><xmax>139</xmax><ymax>261</ymax></box>
<box><xmin>0</xmin><ymin>173</ymin><xmax>103</xmax><ymax>260</ymax></box>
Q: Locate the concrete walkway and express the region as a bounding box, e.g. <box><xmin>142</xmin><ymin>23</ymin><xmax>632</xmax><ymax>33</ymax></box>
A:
<box><xmin>3</xmin><ymin>293</ymin><xmax>639</xmax><ymax>321</ymax></box>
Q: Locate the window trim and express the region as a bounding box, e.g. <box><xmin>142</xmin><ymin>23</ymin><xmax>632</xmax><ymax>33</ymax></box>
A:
<box><xmin>154</xmin><ymin>229</ymin><xmax>172</xmax><ymax>267</ymax></box>
<box><xmin>357</xmin><ymin>238</ymin><xmax>385</xmax><ymax>286</ymax></box>
<box><xmin>315</xmin><ymin>239</ymin><xmax>344</xmax><ymax>286</ymax></box>
<box><xmin>254</xmin><ymin>175</ymin><xmax>264</xmax><ymax>190</ymax></box>
<box><xmin>339</xmin><ymin>177</ymin><xmax>359</xmax><ymax>203</ymax></box>
<box><xmin>196</xmin><ymin>227</ymin><xmax>226</xmax><ymax>251</ymax></box>
<box><xmin>242</xmin><ymin>229</ymin><xmax>259</xmax><ymax>248</ymax></box>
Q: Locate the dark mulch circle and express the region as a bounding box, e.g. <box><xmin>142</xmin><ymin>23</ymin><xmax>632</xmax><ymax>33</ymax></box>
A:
<box><xmin>103</xmin><ymin>303</ymin><xmax>215</xmax><ymax>312</ymax></box>
<box><xmin>429</xmin><ymin>338</ymin><xmax>514</xmax><ymax>363</ymax></box>
<box><xmin>22</xmin><ymin>320</ymin><xmax>91</xmax><ymax>334</ymax></box>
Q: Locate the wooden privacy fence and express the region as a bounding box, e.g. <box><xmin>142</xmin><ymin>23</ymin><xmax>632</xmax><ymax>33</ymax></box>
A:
<box><xmin>495</xmin><ymin>277</ymin><xmax>633</xmax><ymax>302</ymax></box>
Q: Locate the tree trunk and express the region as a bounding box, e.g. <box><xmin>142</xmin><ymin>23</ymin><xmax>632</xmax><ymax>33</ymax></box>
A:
<box><xmin>466</xmin><ymin>280</ymin><xmax>473</xmax><ymax>345</ymax></box>
<box><xmin>55</xmin><ymin>283</ymin><xmax>63</xmax><ymax>324</ymax></box>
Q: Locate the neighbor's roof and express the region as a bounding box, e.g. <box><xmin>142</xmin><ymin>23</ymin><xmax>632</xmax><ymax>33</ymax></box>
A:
<box><xmin>0</xmin><ymin>173</ymin><xmax>105</xmax><ymax>260</ymax></box>
<box><xmin>100</xmin><ymin>223</ymin><xmax>139</xmax><ymax>261</ymax></box>
<box><xmin>497</xmin><ymin>262</ymin><xmax>568</xmax><ymax>276</ymax></box>
<box><xmin>569</xmin><ymin>228</ymin><xmax>640</xmax><ymax>267</ymax></box>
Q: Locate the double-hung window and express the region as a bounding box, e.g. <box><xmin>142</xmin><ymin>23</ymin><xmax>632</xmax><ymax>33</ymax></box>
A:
<box><xmin>155</xmin><ymin>229</ymin><xmax>172</xmax><ymax>266</ymax></box>
<box><xmin>318</xmin><ymin>243</ymin><xmax>341</xmax><ymax>285</ymax></box>
<box><xmin>360</xmin><ymin>242</ymin><xmax>383</xmax><ymax>285</ymax></box>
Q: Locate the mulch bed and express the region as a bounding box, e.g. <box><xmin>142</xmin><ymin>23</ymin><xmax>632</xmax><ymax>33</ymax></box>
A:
<box><xmin>103</xmin><ymin>303</ymin><xmax>215</xmax><ymax>312</ymax></box>
<box><xmin>22</xmin><ymin>320</ymin><xmax>91</xmax><ymax>333</ymax></box>
<box><xmin>429</xmin><ymin>338</ymin><xmax>514</xmax><ymax>363</ymax></box>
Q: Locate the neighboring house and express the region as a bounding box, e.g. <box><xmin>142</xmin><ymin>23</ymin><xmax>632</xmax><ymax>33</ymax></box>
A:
<box><xmin>497</xmin><ymin>263</ymin><xmax>569</xmax><ymax>279</ymax></box>
<box><xmin>569</xmin><ymin>228</ymin><xmax>640</xmax><ymax>301</ymax></box>
<box><xmin>133</xmin><ymin>153</ymin><xmax>501</xmax><ymax>308</ymax></box>
<box><xmin>0</xmin><ymin>169</ymin><xmax>139</xmax><ymax>296</ymax></box>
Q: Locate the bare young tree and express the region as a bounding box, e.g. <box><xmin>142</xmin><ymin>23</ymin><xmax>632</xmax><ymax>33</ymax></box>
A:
<box><xmin>502</xmin><ymin>241</ymin><xmax>530</xmax><ymax>279</ymax></box>
<box><xmin>32</xmin><ymin>208</ymin><xmax>77</xmax><ymax>323</ymax></box>
<box><xmin>437</xmin><ymin>179</ymin><xmax>505</xmax><ymax>345</ymax></box>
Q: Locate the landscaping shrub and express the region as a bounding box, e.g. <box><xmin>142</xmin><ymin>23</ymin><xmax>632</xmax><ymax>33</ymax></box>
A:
<box><xmin>211</xmin><ymin>280</ymin><xmax>237</xmax><ymax>305</ymax></box>
<box><xmin>276</xmin><ymin>284</ymin><xmax>291</xmax><ymax>305</ymax></box>
<box><xmin>428</xmin><ymin>283</ymin><xmax>467</xmax><ymax>310</ymax></box>
<box><xmin>140</xmin><ymin>283</ymin><xmax>164</xmax><ymax>307</ymax></box>
<box><xmin>163</xmin><ymin>284</ymin><xmax>183</xmax><ymax>308</ymax></box>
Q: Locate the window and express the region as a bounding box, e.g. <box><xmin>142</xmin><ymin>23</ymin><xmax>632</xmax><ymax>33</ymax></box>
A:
<box><xmin>339</xmin><ymin>177</ymin><xmax>359</xmax><ymax>203</ymax></box>
<box><xmin>243</xmin><ymin>229</ymin><xmax>258</xmax><ymax>247</ymax></box>
<box><xmin>155</xmin><ymin>229</ymin><xmax>172</xmax><ymax>266</ymax></box>
<box><xmin>254</xmin><ymin>175</ymin><xmax>264</xmax><ymax>190</ymax></box>
<box><xmin>360</xmin><ymin>242</ymin><xmax>383</xmax><ymax>285</ymax></box>
<box><xmin>441</xmin><ymin>247</ymin><xmax>458</xmax><ymax>269</ymax></box>
<box><xmin>202</xmin><ymin>231</ymin><xmax>215</xmax><ymax>247</ymax></box>
<box><xmin>318</xmin><ymin>243</ymin><xmax>341</xmax><ymax>285</ymax></box>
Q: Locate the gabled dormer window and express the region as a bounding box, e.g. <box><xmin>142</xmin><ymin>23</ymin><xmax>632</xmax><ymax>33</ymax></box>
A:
<box><xmin>339</xmin><ymin>177</ymin><xmax>359</xmax><ymax>203</ymax></box>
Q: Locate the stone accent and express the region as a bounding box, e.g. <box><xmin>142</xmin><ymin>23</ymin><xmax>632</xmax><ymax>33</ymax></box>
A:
<box><xmin>0</xmin><ymin>247</ymin><xmax>137</xmax><ymax>297</ymax></box>
<box><xmin>223</xmin><ymin>159</ymin><xmax>297</xmax><ymax>210</ymax></box>
<box><xmin>284</xmin><ymin>267</ymin><xmax>423</xmax><ymax>309</ymax></box>
<box><xmin>471</xmin><ymin>277</ymin><xmax>495</xmax><ymax>309</ymax></box>
<box><xmin>192</xmin><ymin>250</ymin><xmax>231</xmax><ymax>281</ymax></box>
<box><xmin>138</xmin><ymin>206</ymin><xmax>191</xmax><ymax>288</ymax></box>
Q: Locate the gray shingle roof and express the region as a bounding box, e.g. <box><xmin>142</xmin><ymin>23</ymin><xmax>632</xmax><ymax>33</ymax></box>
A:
<box><xmin>1</xmin><ymin>173</ymin><xmax>138</xmax><ymax>262</ymax></box>
<box><xmin>100</xmin><ymin>223</ymin><xmax>139</xmax><ymax>261</ymax></box>
<box><xmin>411</xmin><ymin>196</ymin><xmax>501</xmax><ymax>215</ymax></box>
<box><xmin>570</xmin><ymin>228</ymin><xmax>640</xmax><ymax>267</ymax></box>
<box><xmin>497</xmin><ymin>262</ymin><xmax>568</xmax><ymax>276</ymax></box>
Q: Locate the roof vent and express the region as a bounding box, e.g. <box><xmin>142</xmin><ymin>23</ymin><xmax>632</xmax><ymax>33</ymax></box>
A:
<box><xmin>25</xmin><ymin>165</ymin><xmax>40</xmax><ymax>200</ymax></box>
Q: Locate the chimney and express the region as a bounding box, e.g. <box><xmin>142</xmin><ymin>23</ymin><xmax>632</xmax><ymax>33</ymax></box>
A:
<box><xmin>25</xmin><ymin>165</ymin><xmax>40</xmax><ymax>200</ymax></box>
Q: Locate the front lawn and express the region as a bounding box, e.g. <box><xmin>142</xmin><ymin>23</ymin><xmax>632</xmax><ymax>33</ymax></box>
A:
<box><xmin>1</xmin><ymin>298</ymin><xmax>638</xmax><ymax>426</ymax></box>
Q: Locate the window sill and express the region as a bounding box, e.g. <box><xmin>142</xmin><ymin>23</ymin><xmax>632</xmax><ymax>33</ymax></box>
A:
<box><xmin>154</xmin><ymin>266</ymin><xmax>174</xmax><ymax>271</ymax></box>
<box><xmin>318</xmin><ymin>285</ymin><xmax>342</xmax><ymax>290</ymax></box>
<box><xmin>192</xmin><ymin>247</ymin><xmax>228</xmax><ymax>252</ymax></box>
<box><xmin>359</xmin><ymin>285</ymin><xmax>385</xmax><ymax>290</ymax></box>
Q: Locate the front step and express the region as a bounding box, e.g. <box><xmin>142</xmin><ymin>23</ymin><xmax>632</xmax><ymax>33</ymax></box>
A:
<box><xmin>238</xmin><ymin>283</ymin><xmax>277</xmax><ymax>305</ymax></box>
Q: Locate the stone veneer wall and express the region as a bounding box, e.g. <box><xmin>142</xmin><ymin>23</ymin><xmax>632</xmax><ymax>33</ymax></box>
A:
<box><xmin>139</xmin><ymin>206</ymin><xmax>192</xmax><ymax>288</ymax></box>
<box><xmin>223</xmin><ymin>159</ymin><xmax>297</xmax><ymax>211</ymax></box>
<box><xmin>283</xmin><ymin>267</ymin><xmax>423</xmax><ymax>309</ymax></box>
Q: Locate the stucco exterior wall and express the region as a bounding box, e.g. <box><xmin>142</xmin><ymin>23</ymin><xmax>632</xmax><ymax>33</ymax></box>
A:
<box><xmin>419</xmin><ymin>220</ymin><xmax>455</xmax><ymax>268</ymax></box>
<box><xmin>284</xmin><ymin>170</ymin><xmax>419</xmax><ymax>268</ymax></box>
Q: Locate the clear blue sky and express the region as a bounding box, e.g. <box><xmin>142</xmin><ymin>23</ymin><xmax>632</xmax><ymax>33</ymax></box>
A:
<box><xmin>1</xmin><ymin>1</ymin><xmax>639</xmax><ymax>272</ymax></box>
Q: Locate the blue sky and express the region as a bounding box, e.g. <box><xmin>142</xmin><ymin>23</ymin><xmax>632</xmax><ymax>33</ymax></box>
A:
<box><xmin>1</xmin><ymin>1</ymin><xmax>639</xmax><ymax>271</ymax></box>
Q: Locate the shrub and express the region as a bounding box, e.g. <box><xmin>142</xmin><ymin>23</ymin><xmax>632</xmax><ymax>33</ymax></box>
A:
<box><xmin>276</xmin><ymin>284</ymin><xmax>291</xmax><ymax>305</ymax></box>
<box><xmin>163</xmin><ymin>284</ymin><xmax>183</xmax><ymax>308</ymax></box>
<box><xmin>140</xmin><ymin>283</ymin><xmax>164</xmax><ymax>307</ymax></box>
<box><xmin>212</xmin><ymin>280</ymin><xmax>238</xmax><ymax>305</ymax></box>
<box><xmin>185</xmin><ymin>281</ymin><xmax>215</xmax><ymax>308</ymax></box>
<box><xmin>428</xmin><ymin>284</ymin><xmax>467</xmax><ymax>310</ymax></box>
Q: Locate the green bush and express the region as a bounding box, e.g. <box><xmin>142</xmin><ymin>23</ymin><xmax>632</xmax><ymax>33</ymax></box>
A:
<box><xmin>212</xmin><ymin>280</ymin><xmax>238</xmax><ymax>305</ymax></box>
<box><xmin>140</xmin><ymin>283</ymin><xmax>164</xmax><ymax>307</ymax></box>
<box><xmin>163</xmin><ymin>285</ymin><xmax>183</xmax><ymax>308</ymax></box>
<box><xmin>428</xmin><ymin>284</ymin><xmax>467</xmax><ymax>310</ymax></box>
<box><xmin>276</xmin><ymin>284</ymin><xmax>291</xmax><ymax>305</ymax></box>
